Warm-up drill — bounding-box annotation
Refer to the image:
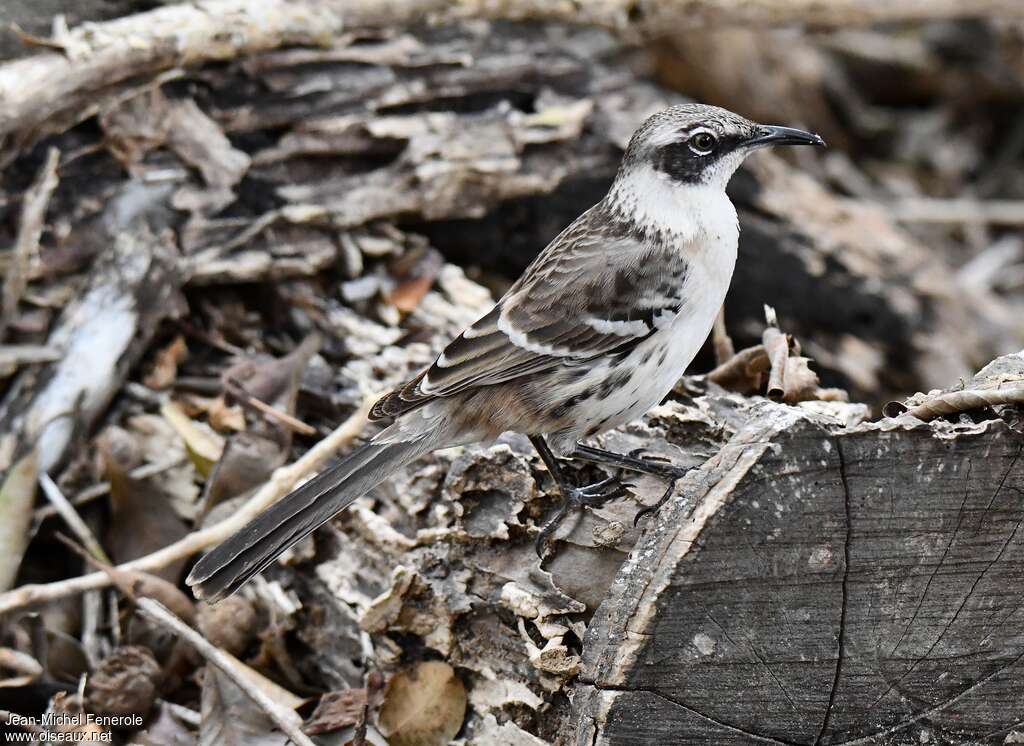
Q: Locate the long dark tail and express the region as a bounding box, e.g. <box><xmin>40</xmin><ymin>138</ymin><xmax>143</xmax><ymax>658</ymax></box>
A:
<box><xmin>187</xmin><ymin>437</ymin><xmax>429</xmax><ymax>602</ymax></box>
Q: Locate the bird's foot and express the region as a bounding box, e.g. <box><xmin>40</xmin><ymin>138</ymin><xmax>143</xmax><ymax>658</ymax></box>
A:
<box><xmin>632</xmin><ymin>475</ymin><xmax>686</xmax><ymax>527</ymax></box>
<box><xmin>535</xmin><ymin>476</ymin><xmax>629</xmax><ymax>558</ymax></box>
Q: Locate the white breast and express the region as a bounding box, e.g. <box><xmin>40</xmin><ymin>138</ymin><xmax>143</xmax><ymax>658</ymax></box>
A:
<box><xmin>552</xmin><ymin>167</ymin><xmax>740</xmax><ymax>446</ymax></box>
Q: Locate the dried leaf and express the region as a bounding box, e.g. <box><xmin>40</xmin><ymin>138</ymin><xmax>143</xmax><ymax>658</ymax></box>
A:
<box><xmin>145</xmin><ymin>335</ymin><xmax>188</xmax><ymax>390</ymax></box>
<box><xmin>782</xmin><ymin>356</ymin><xmax>822</xmax><ymax>404</ymax></box>
<box><xmin>133</xmin><ymin>703</ymin><xmax>197</xmax><ymax>746</ymax></box>
<box><xmin>386</xmin><ymin>247</ymin><xmax>444</xmax><ymax>313</ymax></box>
<box><xmin>207</xmin><ymin>396</ymin><xmax>246</xmax><ymax>433</ymax></box>
<box><xmin>99</xmin><ymin>88</ymin><xmax>172</xmax><ymax>169</ymax></box>
<box><xmin>378</xmin><ymin>661</ymin><xmax>467</xmax><ymax>746</ymax></box>
<box><xmin>161</xmin><ymin>400</ymin><xmax>224</xmax><ymax>477</ymax></box>
<box><xmin>199</xmin><ymin>666</ymin><xmax>296</xmax><ymax>746</ymax></box>
<box><xmin>303</xmin><ymin>688</ymin><xmax>367</xmax><ymax>735</ymax></box>
<box><xmin>222</xmin><ymin>334</ymin><xmax>321</xmax><ymax>415</ymax></box>
<box><xmin>100</xmin><ymin>428</ymin><xmax>190</xmax><ymax>582</ymax></box>
<box><xmin>200</xmin><ymin>432</ymin><xmax>286</xmax><ymax>518</ymax></box>
<box><xmin>124</xmin><ymin>414</ymin><xmax>200</xmax><ymax>521</ymax></box>
<box><xmin>0</xmin><ymin>450</ymin><xmax>38</xmax><ymax>591</ymax></box>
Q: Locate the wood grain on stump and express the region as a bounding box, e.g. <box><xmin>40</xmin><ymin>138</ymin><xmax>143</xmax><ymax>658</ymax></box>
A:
<box><xmin>574</xmin><ymin>395</ymin><xmax>1024</xmax><ymax>745</ymax></box>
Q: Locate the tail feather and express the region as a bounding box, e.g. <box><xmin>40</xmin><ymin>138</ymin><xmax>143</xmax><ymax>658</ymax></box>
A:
<box><xmin>187</xmin><ymin>438</ymin><xmax>427</xmax><ymax>602</ymax></box>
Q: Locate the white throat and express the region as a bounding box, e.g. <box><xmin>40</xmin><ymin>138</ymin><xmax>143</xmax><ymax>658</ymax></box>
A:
<box><xmin>609</xmin><ymin>163</ymin><xmax>741</xmax><ymax>247</ymax></box>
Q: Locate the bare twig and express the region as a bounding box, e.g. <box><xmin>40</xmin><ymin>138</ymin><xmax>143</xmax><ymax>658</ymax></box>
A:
<box><xmin>711</xmin><ymin>306</ymin><xmax>735</xmax><ymax>367</ymax></box>
<box><xmin>762</xmin><ymin>306</ymin><xmax>789</xmax><ymax>401</ymax></box>
<box><xmin>3</xmin><ymin>0</ymin><xmax>1024</xmax><ymax>160</ymax></box>
<box><xmin>137</xmin><ymin>598</ymin><xmax>314</xmax><ymax>746</ymax></box>
<box><xmin>159</xmin><ymin>701</ymin><xmax>201</xmax><ymax>727</ymax></box>
<box><xmin>33</xmin><ymin>455</ymin><xmax>186</xmax><ymax>525</ymax></box>
<box><xmin>55</xmin><ymin>532</ymin><xmax>196</xmax><ymax>624</ymax></box>
<box><xmin>0</xmin><ymin>403</ymin><xmax>369</xmax><ymax>615</ymax></box>
<box><xmin>0</xmin><ymin>647</ymin><xmax>44</xmax><ymax>687</ymax></box>
<box><xmin>0</xmin><ymin>345</ymin><xmax>61</xmax><ymax>371</ymax></box>
<box><xmin>38</xmin><ymin>472</ymin><xmax>110</xmax><ymax>564</ymax></box>
<box><xmin>884</xmin><ymin>197</ymin><xmax>1024</xmax><ymax>225</ymax></box>
<box><xmin>224</xmin><ymin>377</ymin><xmax>317</xmax><ymax>436</ymax></box>
<box><xmin>0</xmin><ymin>148</ymin><xmax>59</xmax><ymax>342</ymax></box>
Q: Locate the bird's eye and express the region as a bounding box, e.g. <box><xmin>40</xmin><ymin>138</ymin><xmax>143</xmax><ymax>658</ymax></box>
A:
<box><xmin>689</xmin><ymin>132</ymin><xmax>717</xmax><ymax>155</ymax></box>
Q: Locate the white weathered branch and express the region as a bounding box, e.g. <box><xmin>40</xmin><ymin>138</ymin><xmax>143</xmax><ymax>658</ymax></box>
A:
<box><xmin>2</xmin><ymin>0</ymin><xmax>1024</xmax><ymax>157</ymax></box>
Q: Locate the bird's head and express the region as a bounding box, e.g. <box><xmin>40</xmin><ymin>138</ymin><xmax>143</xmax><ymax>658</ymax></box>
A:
<box><xmin>619</xmin><ymin>103</ymin><xmax>825</xmax><ymax>191</ymax></box>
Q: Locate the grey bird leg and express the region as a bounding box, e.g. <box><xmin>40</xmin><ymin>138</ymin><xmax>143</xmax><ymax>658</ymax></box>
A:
<box><xmin>529</xmin><ymin>435</ymin><xmax>627</xmax><ymax>558</ymax></box>
<box><xmin>570</xmin><ymin>444</ymin><xmax>692</xmax><ymax>526</ymax></box>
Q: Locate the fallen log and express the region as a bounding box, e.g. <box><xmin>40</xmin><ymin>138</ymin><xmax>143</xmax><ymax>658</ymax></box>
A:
<box><xmin>572</xmin><ymin>350</ymin><xmax>1024</xmax><ymax>745</ymax></box>
<box><xmin>0</xmin><ymin>10</ymin><xmax>1022</xmax><ymax>745</ymax></box>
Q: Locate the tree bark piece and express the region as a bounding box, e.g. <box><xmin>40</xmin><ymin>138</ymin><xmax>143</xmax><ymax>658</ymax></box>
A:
<box><xmin>0</xmin><ymin>147</ymin><xmax>59</xmax><ymax>342</ymax></box>
<box><xmin>572</xmin><ymin>352</ymin><xmax>1024</xmax><ymax>745</ymax></box>
<box><xmin>0</xmin><ymin>226</ymin><xmax>180</xmax><ymax>475</ymax></box>
<box><xmin>5</xmin><ymin>0</ymin><xmax>1024</xmax><ymax>162</ymax></box>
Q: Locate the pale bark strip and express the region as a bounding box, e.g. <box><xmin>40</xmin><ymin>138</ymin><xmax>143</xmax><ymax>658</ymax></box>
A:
<box><xmin>3</xmin><ymin>0</ymin><xmax>1024</xmax><ymax>157</ymax></box>
<box><xmin>0</xmin><ymin>148</ymin><xmax>59</xmax><ymax>341</ymax></box>
<box><xmin>0</xmin><ymin>0</ymin><xmax>343</xmax><ymax>154</ymax></box>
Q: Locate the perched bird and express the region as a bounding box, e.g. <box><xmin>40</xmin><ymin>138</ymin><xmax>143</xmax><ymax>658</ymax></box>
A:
<box><xmin>188</xmin><ymin>104</ymin><xmax>824</xmax><ymax>602</ymax></box>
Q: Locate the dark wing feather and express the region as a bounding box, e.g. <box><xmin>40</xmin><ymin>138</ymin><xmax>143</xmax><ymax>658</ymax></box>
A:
<box><xmin>370</xmin><ymin>210</ymin><xmax>688</xmax><ymax>421</ymax></box>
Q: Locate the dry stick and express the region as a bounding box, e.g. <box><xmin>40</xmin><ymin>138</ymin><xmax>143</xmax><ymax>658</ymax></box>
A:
<box><xmin>3</xmin><ymin>0</ymin><xmax>1024</xmax><ymax>159</ymax></box>
<box><xmin>38</xmin><ymin>471</ymin><xmax>113</xmax><ymax>667</ymax></box>
<box><xmin>0</xmin><ymin>148</ymin><xmax>59</xmax><ymax>342</ymax></box>
<box><xmin>0</xmin><ymin>345</ymin><xmax>61</xmax><ymax>369</ymax></box>
<box><xmin>762</xmin><ymin>306</ymin><xmax>789</xmax><ymax>401</ymax></box>
<box><xmin>137</xmin><ymin>598</ymin><xmax>315</xmax><ymax>746</ymax></box>
<box><xmin>33</xmin><ymin>455</ymin><xmax>186</xmax><ymax>524</ymax></box>
<box><xmin>225</xmin><ymin>377</ymin><xmax>317</xmax><ymax>436</ymax></box>
<box><xmin>885</xmin><ymin>197</ymin><xmax>1024</xmax><ymax>226</ymax></box>
<box><xmin>0</xmin><ymin>646</ymin><xmax>44</xmax><ymax>684</ymax></box>
<box><xmin>711</xmin><ymin>306</ymin><xmax>734</xmax><ymax>367</ymax></box>
<box><xmin>38</xmin><ymin>472</ymin><xmax>110</xmax><ymax>565</ymax></box>
<box><xmin>0</xmin><ymin>404</ymin><xmax>369</xmax><ymax>615</ymax></box>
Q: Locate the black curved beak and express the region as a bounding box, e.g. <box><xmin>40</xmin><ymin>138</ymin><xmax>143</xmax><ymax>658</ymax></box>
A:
<box><xmin>746</xmin><ymin>125</ymin><xmax>826</xmax><ymax>149</ymax></box>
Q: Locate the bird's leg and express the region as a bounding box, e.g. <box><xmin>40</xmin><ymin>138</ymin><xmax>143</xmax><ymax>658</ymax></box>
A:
<box><xmin>529</xmin><ymin>435</ymin><xmax>627</xmax><ymax>558</ymax></box>
<box><xmin>570</xmin><ymin>444</ymin><xmax>693</xmax><ymax>526</ymax></box>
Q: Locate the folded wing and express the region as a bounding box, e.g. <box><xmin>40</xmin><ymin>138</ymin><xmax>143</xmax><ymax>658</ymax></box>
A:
<box><xmin>370</xmin><ymin>218</ymin><xmax>688</xmax><ymax>421</ymax></box>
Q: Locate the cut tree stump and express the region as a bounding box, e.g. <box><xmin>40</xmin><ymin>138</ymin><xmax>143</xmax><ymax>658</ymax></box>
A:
<box><xmin>572</xmin><ymin>352</ymin><xmax>1024</xmax><ymax>745</ymax></box>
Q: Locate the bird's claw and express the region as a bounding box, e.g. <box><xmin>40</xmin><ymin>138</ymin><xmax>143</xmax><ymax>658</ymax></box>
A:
<box><xmin>535</xmin><ymin>477</ymin><xmax>629</xmax><ymax>558</ymax></box>
<box><xmin>571</xmin><ymin>476</ymin><xmax>627</xmax><ymax>506</ymax></box>
<box><xmin>633</xmin><ymin>478</ymin><xmax>682</xmax><ymax>527</ymax></box>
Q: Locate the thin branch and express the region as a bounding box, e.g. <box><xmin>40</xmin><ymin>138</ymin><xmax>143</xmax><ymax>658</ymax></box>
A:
<box><xmin>762</xmin><ymin>306</ymin><xmax>789</xmax><ymax>401</ymax></box>
<box><xmin>0</xmin><ymin>403</ymin><xmax>369</xmax><ymax>615</ymax></box>
<box><xmin>38</xmin><ymin>472</ymin><xmax>110</xmax><ymax>565</ymax></box>
<box><xmin>137</xmin><ymin>598</ymin><xmax>314</xmax><ymax>746</ymax></box>
<box><xmin>711</xmin><ymin>306</ymin><xmax>735</xmax><ymax>367</ymax></box>
<box><xmin>0</xmin><ymin>148</ymin><xmax>59</xmax><ymax>341</ymax></box>
<box><xmin>224</xmin><ymin>377</ymin><xmax>317</xmax><ymax>436</ymax></box>
<box><xmin>884</xmin><ymin>197</ymin><xmax>1024</xmax><ymax>225</ymax></box>
<box><xmin>3</xmin><ymin>0</ymin><xmax>1024</xmax><ymax>159</ymax></box>
<box><xmin>33</xmin><ymin>455</ymin><xmax>186</xmax><ymax>524</ymax></box>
